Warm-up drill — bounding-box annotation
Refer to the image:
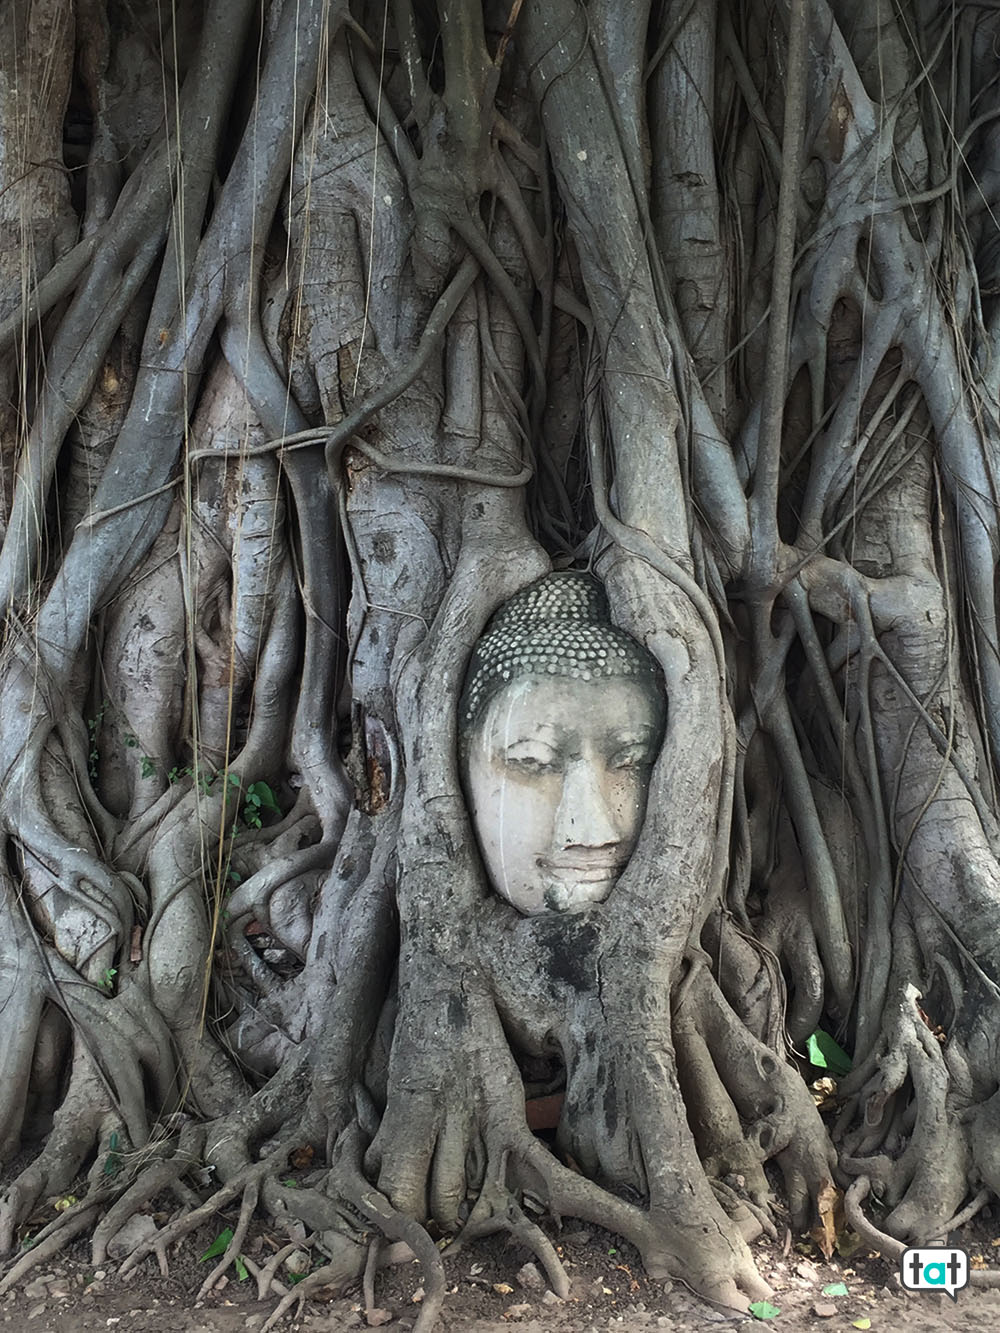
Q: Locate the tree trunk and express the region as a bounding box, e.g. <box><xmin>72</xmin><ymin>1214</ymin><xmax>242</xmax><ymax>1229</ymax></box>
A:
<box><xmin>2</xmin><ymin>0</ymin><xmax>1000</xmax><ymax>1321</ymax></box>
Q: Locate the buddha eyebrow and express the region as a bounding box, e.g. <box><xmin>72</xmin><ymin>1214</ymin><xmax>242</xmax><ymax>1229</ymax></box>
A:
<box><xmin>606</xmin><ymin>726</ymin><xmax>658</xmax><ymax>742</ymax></box>
<box><xmin>503</xmin><ymin>736</ymin><xmax>560</xmax><ymax>749</ymax></box>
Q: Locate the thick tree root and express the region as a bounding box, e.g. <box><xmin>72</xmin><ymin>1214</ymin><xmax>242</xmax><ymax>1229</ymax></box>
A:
<box><xmin>845</xmin><ymin>1179</ymin><xmax>1000</xmax><ymax>1290</ymax></box>
<box><xmin>841</xmin><ymin>979</ymin><xmax>972</xmax><ymax>1240</ymax></box>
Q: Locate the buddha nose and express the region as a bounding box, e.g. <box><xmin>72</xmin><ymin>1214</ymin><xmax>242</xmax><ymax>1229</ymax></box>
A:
<box><xmin>553</xmin><ymin>759</ymin><xmax>620</xmax><ymax>849</ymax></box>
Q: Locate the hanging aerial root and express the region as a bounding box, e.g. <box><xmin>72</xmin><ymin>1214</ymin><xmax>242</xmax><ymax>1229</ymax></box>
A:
<box><xmin>841</xmin><ymin>980</ymin><xmax>967</xmax><ymax>1239</ymax></box>
<box><xmin>0</xmin><ymin>1048</ymin><xmax>116</xmax><ymax>1253</ymax></box>
<box><xmin>679</xmin><ymin>961</ymin><xmax>835</xmax><ymax>1232</ymax></box>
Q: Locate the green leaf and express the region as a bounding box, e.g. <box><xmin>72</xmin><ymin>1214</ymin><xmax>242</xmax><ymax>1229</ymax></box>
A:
<box><xmin>288</xmin><ymin>1271</ymin><xmax>307</xmax><ymax>1285</ymax></box>
<box><xmin>247</xmin><ymin>780</ymin><xmax>281</xmax><ymax>813</ymax></box>
<box><xmin>822</xmin><ymin>1281</ymin><xmax>848</xmax><ymax>1296</ymax></box>
<box><xmin>852</xmin><ymin>1320</ymin><xmax>871</xmax><ymax>1330</ymax></box>
<box><xmin>200</xmin><ymin>1227</ymin><xmax>234</xmax><ymax>1261</ymax></box>
<box><xmin>806</xmin><ymin>1029</ymin><xmax>852</xmax><ymax>1077</ymax></box>
<box><xmin>140</xmin><ymin>756</ymin><xmax>156</xmax><ymax>779</ymax></box>
<box><xmin>235</xmin><ymin>1255</ymin><xmax>249</xmax><ymax>1282</ymax></box>
<box><xmin>748</xmin><ymin>1301</ymin><xmax>781</xmax><ymax>1320</ymax></box>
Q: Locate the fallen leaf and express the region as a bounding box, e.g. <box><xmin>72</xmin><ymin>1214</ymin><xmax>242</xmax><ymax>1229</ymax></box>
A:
<box><xmin>852</xmin><ymin>1320</ymin><xmax>871</xmax><ymax>1330</ymax></box>
<box><xmin>812</xmin><ymin>1181</ymin><xmax>843</xmax><ymax>1260</ymax></box>
<box><xmin>200</xmin><ymin>1228</ymin><xmax>234</xmax><ymax>1261</ymax></box>
<box><xmin>822</xmin><ymin>1281</ymin><xmax>848</xmax><ymax>1296</ymax></box>
<box><xmin>289</xmin><ymin>1145</ymin><xmax>314</xmax><ymax>1169</ymax></box>
<box><xmin>836</xmin><ymin>1230</ymin><xmax>865</xmax><ymax>1260</ymax></box>
<box><xmin>493</xmin><ymin>1282</ymin><xmax>513</xmax><ymax>1295</ymax></box>
<box><xmin>810</xmin><ymin>1077</ymin><xmax>838</xmax><ymax>1110</ymax></box>
<box><xmin>748</xmin><ymin>1301</ymin><xmax>781</xmax><ymax>1320</ymax></box>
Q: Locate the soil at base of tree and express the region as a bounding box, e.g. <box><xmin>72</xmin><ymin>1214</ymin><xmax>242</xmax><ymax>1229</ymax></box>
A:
<box><xmin>3</xmin><ymin>1207</ymin><xmax>999</xmax><ymax>1333</ymax></box>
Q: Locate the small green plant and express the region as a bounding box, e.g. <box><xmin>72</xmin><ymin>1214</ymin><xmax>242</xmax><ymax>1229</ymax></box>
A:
<box><xmin>103</xmin><ymin>1130</ymin><xmax>123</xmax><ymax>1177</ymax></box>
<box><xmin>100</xmin><ymin>967</ymin><xmax>117</xmax><ymax>991</ymax></box>
<box><xmin>140</xmin><ymin>755</ymin><xmax>156</xmax><ymax>778</ymax></box>
<box><xmin>243</xmin><ymin>780</ymin><xmax>281</xmax><ymax>829</ymax></box>
<box><xmin>123</xmin><ymin>732</ymin><xmax>138</xmax><ymax>748</ymax></box>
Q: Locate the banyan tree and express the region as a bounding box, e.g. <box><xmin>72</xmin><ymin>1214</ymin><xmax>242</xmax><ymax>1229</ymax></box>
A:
<box><xmin>3</xmin><ymin>0</ymin><xmax>1000</xmax><ymax>1324</ymax></box>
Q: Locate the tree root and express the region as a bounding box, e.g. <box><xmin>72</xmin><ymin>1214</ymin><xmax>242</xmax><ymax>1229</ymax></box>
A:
<box><xmin>196</xmin><ymin>1178</ymin><xmax>259</xmax><ymax>1299</ymax></box>
<box><xmin>91</xmin><ymin>1123</ymin><xmax>207</xmax><ymax>1264</ymax></box>
<box><xmin>444</xmin><ymin>1165</ymin><xmax>570</xmax><ymax>1299</ymax></box>
<box><xmin>253</xmin><ymin>1243</ymin><xmax>296</xmax><ymax>1300</ymax></box>
<box><xmin>118</xmin><ymin>1158</ymin><xmax>271</xmax><ymax>1277</ymax></box>
<box><xmin>841</xmin><ymin>979</ymin><xmax>969</xmax><ymax>1239</ymax></box>
<box><xmin>0</xmin><ymin>1196</ymin><xmax>110</xmax><ymax>1294</ymax></box>
<box><xmin>845</xmin><ymin>1179</ymin><xmax>1000</xmax><ymax>1289</ymax></box>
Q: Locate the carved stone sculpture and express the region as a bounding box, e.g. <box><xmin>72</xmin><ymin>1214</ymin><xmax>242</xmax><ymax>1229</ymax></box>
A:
<box><xmin>460</xmin><ymin>572</ymin><xmax>666</xmax><ymax>915</ymax></box>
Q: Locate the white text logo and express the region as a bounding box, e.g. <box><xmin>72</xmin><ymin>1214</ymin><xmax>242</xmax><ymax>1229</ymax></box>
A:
<box><xmin>899</xmin><ymin>1247</ymin><xmax>969</xmax><ymax>1300</ymax></box>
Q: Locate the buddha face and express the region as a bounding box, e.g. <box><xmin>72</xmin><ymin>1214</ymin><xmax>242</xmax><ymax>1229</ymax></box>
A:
<box><xmin>463</xmin><ymin>673</ymin><xmax>664</xmax><ymax>915</ymax></box>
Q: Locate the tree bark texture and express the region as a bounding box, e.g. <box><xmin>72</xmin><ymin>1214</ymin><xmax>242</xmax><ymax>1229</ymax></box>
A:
<box><xmin>2</xmin><ymin>0</ymin><xmax>1000</xmax><ymax>1321</ymax></box>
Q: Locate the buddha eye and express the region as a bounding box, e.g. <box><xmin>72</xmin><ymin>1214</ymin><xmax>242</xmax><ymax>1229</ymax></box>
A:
<box><xmin>504</xmin><ymin>748</ymin><xmax>560</xmax><ymax>775</ymax></box>
<box><xmin>608</xmin><ymin>744</ymin><xmax>654</xmax><ymax>771</ymax></box>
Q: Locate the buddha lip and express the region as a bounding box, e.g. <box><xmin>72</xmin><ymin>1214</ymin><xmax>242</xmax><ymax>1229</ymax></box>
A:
<box><xmin>542</xmin><ymin>859</ymin><xmax>625</xmax><ymax>879</ymax></box>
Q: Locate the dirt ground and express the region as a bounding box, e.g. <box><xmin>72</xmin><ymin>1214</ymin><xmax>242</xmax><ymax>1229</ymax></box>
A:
<box><xmin>2</xmin><ymin>1200</ymin><xmax>999</xmax><ymax>1333</ymax></box>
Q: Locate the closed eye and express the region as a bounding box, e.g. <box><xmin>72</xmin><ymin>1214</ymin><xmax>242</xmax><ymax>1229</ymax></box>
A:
<box><xmin>503</xmin><ymin>744</ymin><xmax>562</xmax><ymax>775</ymax></box>
<box><xmin>608</xmin><ymin>744</ymin><xmax>656</xmax><ymax>770</ymax></box>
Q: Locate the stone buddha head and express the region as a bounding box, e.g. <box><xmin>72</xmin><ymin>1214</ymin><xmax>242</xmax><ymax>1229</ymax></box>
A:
<box><xmin>460</xmin><ymin>573</ymin><xmax>666</xmax><ymax>916</ymax></box>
